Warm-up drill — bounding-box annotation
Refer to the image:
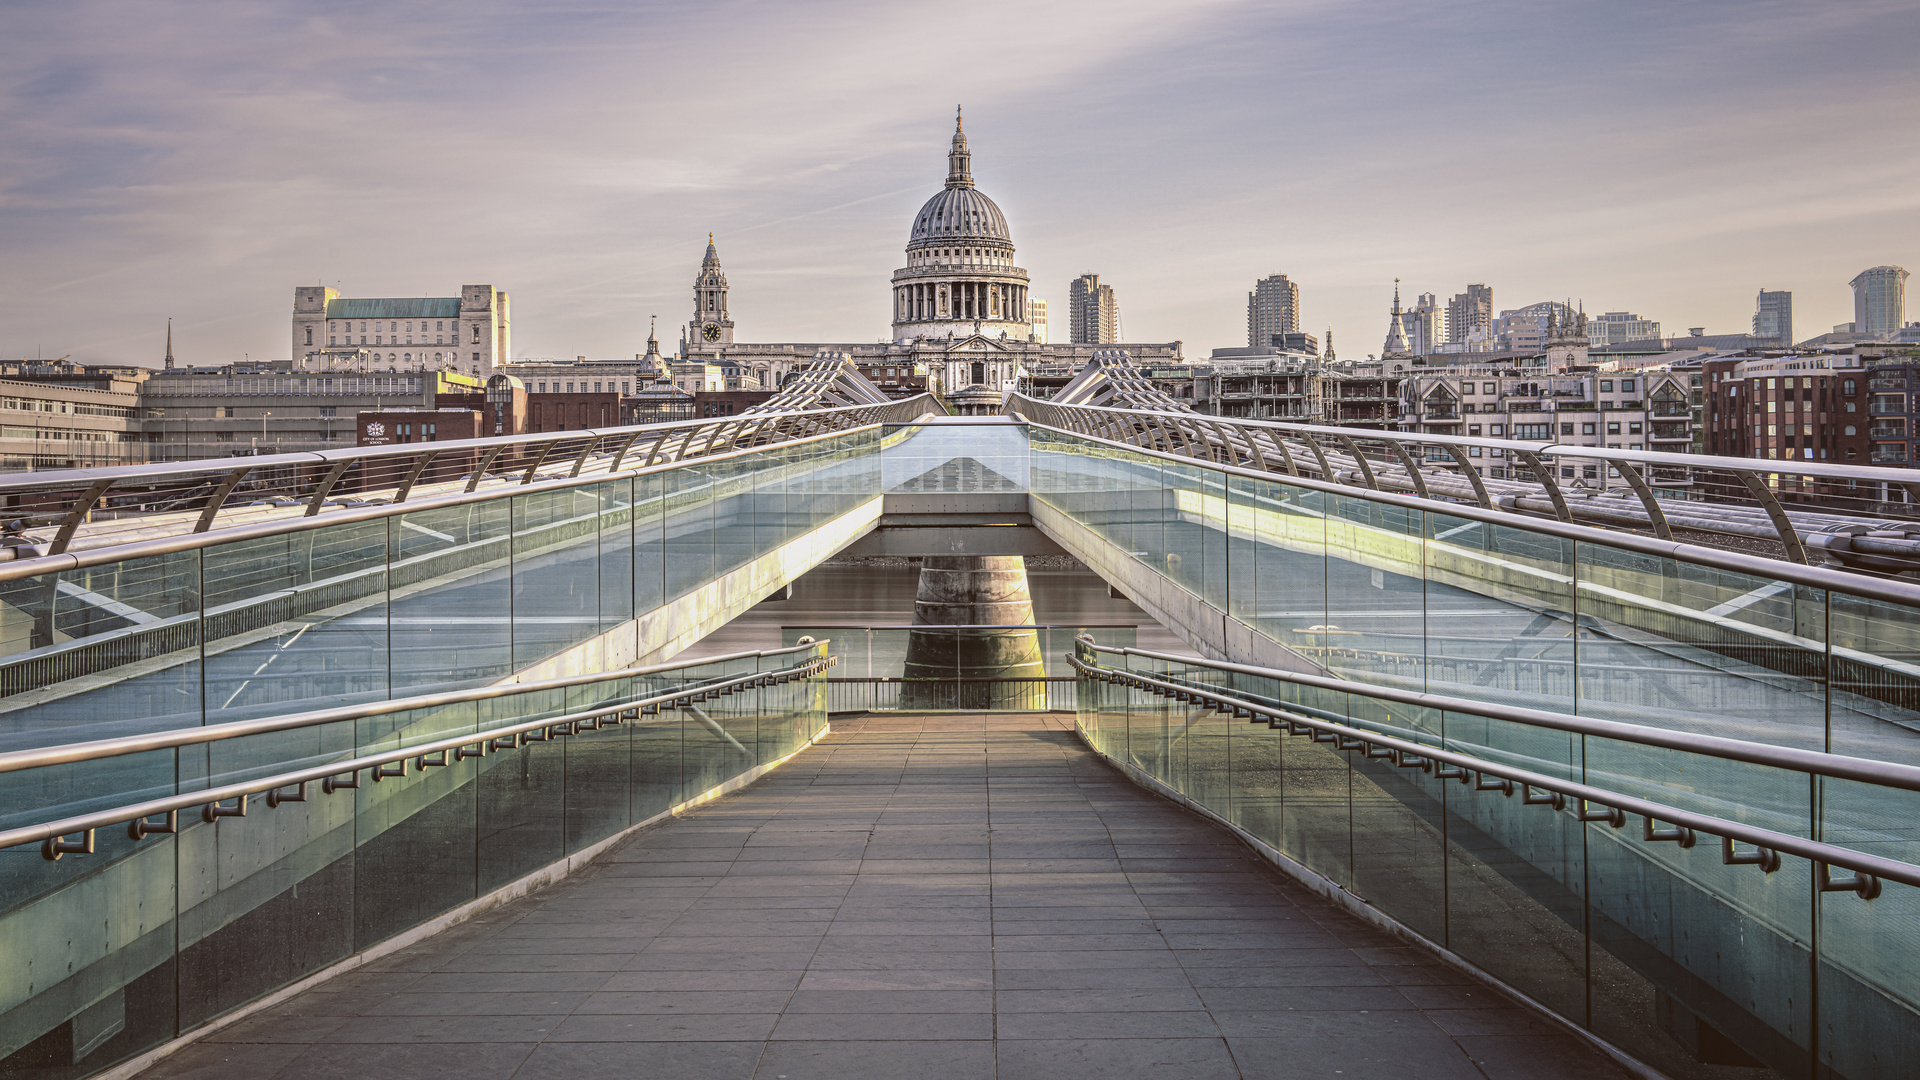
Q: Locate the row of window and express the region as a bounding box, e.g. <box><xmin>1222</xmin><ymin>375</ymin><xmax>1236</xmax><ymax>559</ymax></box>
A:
<box><xmin>330</xmin><ymin>320</ymin><xmax>449</xmax><ymax>333</ymax></box>
<box><xmin>1712</xmin><ymin>372</ymin><xmax>1856</xmax><ymax>393</ymax></box>
<box><xmin>332</xmin><ymin>336</ymin><xmax>452</xmax><ymax>347</ymax></box>
<box><xmin>1458</xmin><ymin>378</ymin><xmax>1642</xmax><ymax>396</ymax></box>
<box><xmin>146</xmin><ymin>378</ymin><xmax>427</xmax><ymax>397</ymax></box>
<box><xmin>0</xmin><ymin>397</ymin><xmax>138</xmax><ymax>418</ymax></box>
<box><xmin>1442</xmin><ymin>401</ymin><xmax>1646</xmax><ymax>414</ymax></box>
<box><xmin>533</xmin><ymin>381</ymin><xmax>633</xmax><ymax>394</ymax></box>
<box><xmin>0</xmin><ymin>426</ymin><xmax>133</xmax><ymax>441</ymax></box>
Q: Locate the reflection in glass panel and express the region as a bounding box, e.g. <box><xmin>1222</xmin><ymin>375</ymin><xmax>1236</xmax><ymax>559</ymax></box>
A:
<box><xmin>392</xmin><ymin>499</ymin><xmax>513</xmax><ymax>695</ymax></box>
<box><xmin>203</xmin><ymin>520</ymin><xmax>390</xmax><ymax>724</ymax></box>
<box><xmin>1578</xmin><ymin>543</ymin><xmax>1826</xmax><ymax>752</ymax></box>
<box><xmin>511</xmin><ymin>488</ymin><xmax>602</xmax><ymax>670</ymax></box>
<box><xmin>0</xmin><ymin>550</ymin><xmax>204</xmax><ymax>752</ymax></box>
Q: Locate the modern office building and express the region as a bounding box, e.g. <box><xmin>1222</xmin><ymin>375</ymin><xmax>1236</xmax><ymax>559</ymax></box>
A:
<box><xmin>1247</xmin><ymin>274</ymin><xmax>1300</xmax><ymax>351</ymax></box>
<box><xmin>1069</xmin><ymin>274</ymin><xmax>1121</xmax><ymax>345</ymax></box>
<box><xmin>0</xmin><ymin>376</ymin><xmax>147</xmax><ymax>471</ymax></box>
<box><xmin>1699</xmin><ymin>353</ymin><xmax>1868</xmax><ymax>469</ymax></box>
<box><xmin>292</xmin><ymin>285</ymin><xmax>511</xmax><ymax>376</ymax></box>
<box><xmin>1494</xmin><ymin>301</ymin><xmax>1575</xmax><ymax>353</ymax></box>
<box><xmin>1447</xmin><ymin>284</ymin><xmax>1493</xmax><ymax>345</ymax></box>
<box><xmin>1405</xmin><ymin>292</ymin><xmax>1445</xmax><ymax>355</ymax></box>
<box><xmin>1753</xmin><ymin>289</ymin><xmax>1793</xmax><ymax>345</ymax></box>
<box><xmin>1852</xmin><ymin>265</ymin><xmax>1909</xmax><ymax>337</ymax></box>
<box><xmin>1587</xmin><ymin>311</ymin><xmax>1663</xmax><ymax>348</ymax></box>
<box><xmin>1028</xmin><ymin>298</ymin><xmax>1049</xmax><ymax>344</ymax></box>
<box><xmin>140</xmin><ymin>364</ymin><xmax>483</xmax><ymax>459</ymax></box>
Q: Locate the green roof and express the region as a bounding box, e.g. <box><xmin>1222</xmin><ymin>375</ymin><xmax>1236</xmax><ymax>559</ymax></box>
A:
<box><xmin>325</xmin><ymin>298</ymin><xmax>462</xmax><ymax>319</ymax></box>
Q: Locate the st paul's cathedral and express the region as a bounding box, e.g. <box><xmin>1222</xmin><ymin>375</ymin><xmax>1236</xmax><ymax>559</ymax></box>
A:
<box><xmin>678</xmin><ymin>111</ymin><xmax>1182</xmax><ymax>400</ymax></box>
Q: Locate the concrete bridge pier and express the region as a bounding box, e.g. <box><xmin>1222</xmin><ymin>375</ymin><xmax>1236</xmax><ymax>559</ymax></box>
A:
<box><xmin>901</xmin><ymin>556</ymin><xmax>1045</xmax><ymax>709</ymax></box>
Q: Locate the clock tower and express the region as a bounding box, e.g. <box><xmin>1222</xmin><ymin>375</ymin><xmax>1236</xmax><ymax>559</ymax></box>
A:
<box><xmin>688</xmin><ymin>233</ymin><xmax>734</xmax><ymax>354</ymax></box>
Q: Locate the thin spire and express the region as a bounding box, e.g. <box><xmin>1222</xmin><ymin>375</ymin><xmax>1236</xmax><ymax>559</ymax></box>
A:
<box><xmin>702</xmin><ymin>233</ymin><xmax>721</xmax><ymax>271</ymax></box>
<box><xmin>946</xmin><ymin>106</ymin><xmax>973</xmax><ymax>189</ymax></box>
<box><xmin>164</xmin><ymin>318</ymin><xmax>174</xmax><ymax>369</ymax></box>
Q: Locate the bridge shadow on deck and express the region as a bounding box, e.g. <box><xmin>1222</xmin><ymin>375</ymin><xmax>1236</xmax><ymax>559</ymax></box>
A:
<box><xmin>136</xmin><ymin>714</ymin><xmax>1627</xmax><ymax>1080</ymax></box>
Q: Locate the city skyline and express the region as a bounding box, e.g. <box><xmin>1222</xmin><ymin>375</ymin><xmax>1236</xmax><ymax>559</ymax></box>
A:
<box><xmin>2</xmin><ymin>1</ymin><xmax>1916</xmax><ymax>366</ymax></box>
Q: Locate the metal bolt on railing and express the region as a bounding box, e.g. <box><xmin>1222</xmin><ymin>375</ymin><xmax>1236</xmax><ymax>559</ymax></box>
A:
<box><xmin>1073</xmin><ymin>652</ymin><xmax>1908</xmax><ymax>898</ymax></box>
<box><xmin>12</xmin><ymin>655</ymin><xmax>835</xmax><ymax>862</ymax></box>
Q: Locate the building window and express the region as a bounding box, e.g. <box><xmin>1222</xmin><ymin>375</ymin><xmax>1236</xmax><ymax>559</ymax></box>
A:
<box><xmin>1628</xmin><ymin>422</ymin><xmax>1642</xmax><ymax>434</ymax></box>
<box><xmin>1582</xmin><ymin>423</ymin><xmax>1596</xmax><ymax>435</ymax></box>
<box><xmin>1560</xmin><ymin>423</ymin><xmax>1573</xmax><ymax>435</ymax></box>
<box><xmin>1844</xmin><ymin>379</ymin><xmax>1857</xmax><ymax>395</ymax></box>
<box><xmin>1621</xmin><ymin>379</ymin><xmax>1635</xmax><ymax>392</ymax></box>
<box><xmin>1600</xmin><ymin>380</ymin><xmax>1613</xmax><ymax>392</ymax></box>
<box><xmin>1607</xmin><ymin>422</ymin><xmax>1621</xmax><ymax>435</ymax></box>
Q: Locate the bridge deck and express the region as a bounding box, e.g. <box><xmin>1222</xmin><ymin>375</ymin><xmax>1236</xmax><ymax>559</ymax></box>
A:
<box><xmin>136</xmin><ymin>714</ymin><xmax>1627</xmax><ymax>1080</ymax></box>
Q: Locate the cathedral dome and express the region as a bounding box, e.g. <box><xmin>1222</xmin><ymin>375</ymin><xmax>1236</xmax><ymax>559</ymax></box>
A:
<box><xmin>910</xmin><ymin>187</ymin><xmax>1009</xmax><ymax>245</ymax></box>
<box><xmin>906</xmin><ymin>108</ymin><xmax>1011</xmax><ymax>247</ymax></box>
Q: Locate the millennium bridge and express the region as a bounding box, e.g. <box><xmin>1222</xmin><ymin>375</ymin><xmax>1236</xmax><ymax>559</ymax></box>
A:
<box><xmin>0</xmin><ymin>354</ymin><xmax>1916</xmax><ymax>1080</ymax></box>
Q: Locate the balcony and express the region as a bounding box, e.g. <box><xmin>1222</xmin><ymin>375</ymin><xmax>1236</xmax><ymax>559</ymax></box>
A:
<box><xmin>1871</xmin><ymin>424</ymin><xmax>1908</xmax><ymax>439</ymax></box>
<box><xmin>1871</xmin><ymin>401</ymin><xmax>1907</xmax><ymax>415</ymax></box>
<box><xmin>1652</xmin><ymin>403</ymin><xmax>1690</xmax><ymax>417</ymax></box>
<box><xmin>1872</xmin><ymin>446</ymin><xmax>1909</xmax><ymax>464</ymax></box>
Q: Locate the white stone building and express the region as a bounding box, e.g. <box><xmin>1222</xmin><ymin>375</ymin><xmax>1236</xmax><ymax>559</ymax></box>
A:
<box><xmin>292</xmin><ymin>285</ymin><xmax>511</xmax><ymax>376</ymax></box>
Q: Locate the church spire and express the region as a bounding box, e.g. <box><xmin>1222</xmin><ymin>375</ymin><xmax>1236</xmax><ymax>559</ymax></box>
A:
<box><xmin>164</xmin><ymin>318</ymin><xmax>174</xmax><ymax>370</ymax></box>
<box><xmin>1383</xmin><ymin>279</ymin><xmax>1410</xmax><ymax>355</ymax></box>
<box><xmin>946</xmin><ymin>105</ymin><xmax>973</xmax><ymax>189</ymax></box>
<box><xmin>702</xmin><ymin>232</ymin><xmax>721</xmax><ymax>271</ymax></box>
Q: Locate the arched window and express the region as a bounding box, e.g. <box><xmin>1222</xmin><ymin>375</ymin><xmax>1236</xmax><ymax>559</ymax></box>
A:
<box><xmin>304</xmin><ymin>327</ymin><xmax>313</xmax><ymax>345</ymax></box>
<box><xmin>1845</xmin><ymin>425</ymin><xmax>1857</xmax><ymax>436</ymax></box>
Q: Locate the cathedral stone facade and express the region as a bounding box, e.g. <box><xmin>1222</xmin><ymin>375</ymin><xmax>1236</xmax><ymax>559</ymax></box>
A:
<box><xmin>679</xmin><ymin>111</ymin><xmax>1180</xmax><ymax>396</ymax></box>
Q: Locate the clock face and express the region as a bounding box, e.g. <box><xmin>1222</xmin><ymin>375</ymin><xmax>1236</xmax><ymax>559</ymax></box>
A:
<box><xmin>702</xmin><ymin>323</ymin><xmax>721</xmax><ymax>342</ymax></box>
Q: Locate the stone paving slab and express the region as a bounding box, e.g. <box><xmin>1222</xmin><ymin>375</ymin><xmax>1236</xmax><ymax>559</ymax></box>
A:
<box><xmin>135</xmin><ymin>713</ymin><xmax>1632</xmax><ymax>1080</ymax></box>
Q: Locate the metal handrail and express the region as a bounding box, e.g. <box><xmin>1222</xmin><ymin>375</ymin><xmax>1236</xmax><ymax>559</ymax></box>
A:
<box><xmin>0</xmin><ymin>641</ymin><xmax>827</xmax><ymax>774</ymax></box>
<box><xmin>1012</xmin><ymin>391</ymin><xmax>1920</xmax><ymax>571</ymax></box>
<box><xmin>0</xmin><ymin>395</ymin><xmax>940</xmax><ymax>495</ymax></box>
<box><xmin>1070</xmin><ymin>650</ymin><xmax>1901</xmax><ymax>896</ymax></box>
<box><xmin>0</xmin><ymin>394</ymin><xmax>940</xmax><ymax>562</ymax></box>
<box><xmin>1015</xmin><ymin>410</ymin><xmax>1920</xmax><ymax>607</ymax></box>
<box><xmin>4</xmin><ymin>654</ymin><xmax>837</xmax><ymax>860</ymax></box>
<box><xmin>1075</xmin><ymin>641</ymin><xmax>1920</xmax><ymax>793</ymax></box>
<box><xmin>1012</xmin><ymin>391</ymin><xmax>1920</xmax><ymax>487</ymax></box>
<box><xmin>0</xmin><ymin>415</ymin><xmax>893</xmax><ymax>583</ymax></box>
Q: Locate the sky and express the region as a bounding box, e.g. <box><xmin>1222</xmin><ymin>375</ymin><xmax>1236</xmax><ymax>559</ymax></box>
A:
<box><xmin>2</xmin><ymin>0</ymin><xmax>1917</xmax><ymax>367</ymax></box>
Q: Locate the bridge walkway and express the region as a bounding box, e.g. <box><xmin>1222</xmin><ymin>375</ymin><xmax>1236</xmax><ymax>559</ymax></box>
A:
<box><xmin>134</xmin><ymin>713</ymin><xmax>1626</xmax><ymax>1080</ymax></box>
